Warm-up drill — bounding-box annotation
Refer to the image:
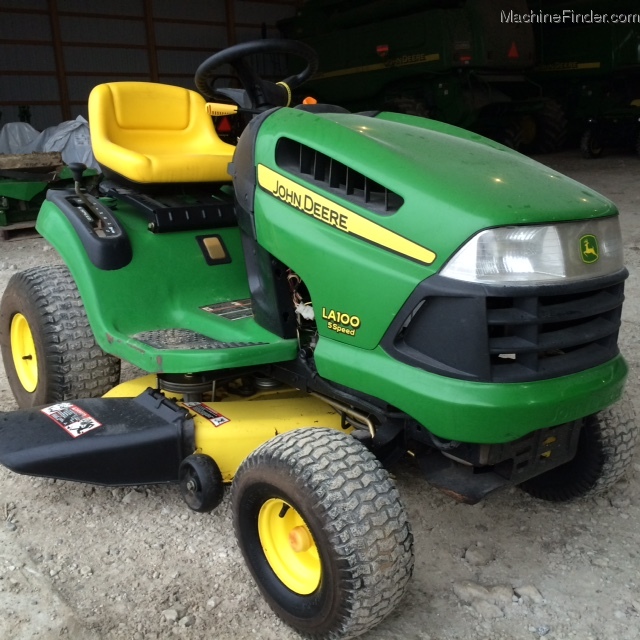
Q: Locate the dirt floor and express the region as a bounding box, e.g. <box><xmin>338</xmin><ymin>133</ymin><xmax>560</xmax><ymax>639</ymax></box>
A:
<box><xmin>1</xmin><ymin>151</ymin><xmax>640</xmax><ymax>640</ymax></box>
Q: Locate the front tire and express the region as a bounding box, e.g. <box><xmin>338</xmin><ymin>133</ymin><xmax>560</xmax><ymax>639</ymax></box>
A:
<box><xmin>179</xmin><ymin>453</ymin><xmax>224</xmax><ymax>512</ymax></box>
<box><xmin>520</xmin><ymin>394</ymin><xmax>638</xmax><ymax>502</ymax></box>
<box><xmin>232</xmin><ymin>428</ymin><xmax>414</xmax><ymax>639</ymax></box>
<box><xmin>0</xmin><ymin>265</ymin><xmax>121</xmax><ymax>408</ymax></box>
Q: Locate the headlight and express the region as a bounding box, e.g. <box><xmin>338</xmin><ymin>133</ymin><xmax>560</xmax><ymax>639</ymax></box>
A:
<box><xmin>440</xmin><ymin>217</ymin><xmax>624</xmax><ymax>284</ymax></box>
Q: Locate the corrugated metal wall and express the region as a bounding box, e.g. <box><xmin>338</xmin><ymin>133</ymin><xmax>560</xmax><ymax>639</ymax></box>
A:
<box><xmin>0</xmin><ymin>0</ymin><xmax>301</xmax><ymax>129</ymax></box>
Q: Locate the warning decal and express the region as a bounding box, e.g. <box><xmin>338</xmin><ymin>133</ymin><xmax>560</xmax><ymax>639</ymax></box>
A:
<box><xmin>182</xmin><ymin>402</ymin><xmax>230</xmax><ymax>427</ymax></box>
<box><xmin>41</xmin><ymin>403</ymin><xmax>102</xmax><ymax>438</ymax></box>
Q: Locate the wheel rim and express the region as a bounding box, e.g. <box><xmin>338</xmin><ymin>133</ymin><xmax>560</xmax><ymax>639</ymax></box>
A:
<box><xmin>181</xmin><ymin>466</ymin><xmax>203</xmax><ymax>509</ymax></box>
<box><xmin>258</xmin><ymin>498</ymin><xmax>321</xmax><ymax>595</ymax></box>
<box><xmin>10</xmin><ymin>313</ymin><xmax>38</xmax><ymax>393</ymax></box>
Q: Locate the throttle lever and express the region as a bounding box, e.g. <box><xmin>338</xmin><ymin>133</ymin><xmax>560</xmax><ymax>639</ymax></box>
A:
<box><xmin>67</xmin><ymin>162</ymin><xmax>104</xmax><ymax>232</ymax></box>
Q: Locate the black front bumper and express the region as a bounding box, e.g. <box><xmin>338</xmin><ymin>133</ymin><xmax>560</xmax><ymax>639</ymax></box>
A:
<box><xmin>415</xmin><ymin>415</ymin><xmax>583</xmax><ymax>504</ymax></box>
<box><xmin>382</xmin><ymin>270</ymin><xmax>626</xmax><ymax>383</ymax></box>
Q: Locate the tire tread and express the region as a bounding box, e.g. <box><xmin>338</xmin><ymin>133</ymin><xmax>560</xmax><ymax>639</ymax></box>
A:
<box><xmin>521</xmin><ymin>394</ymin><xmax>638</xmax><ymax>502</ymax></box>
<box><xmin>233</xmin><ymin>428</ymin><xmax>414</xmax><ymax>639</ymax></box>
<box><xmin>0</xmin><ymin>265</ymin><xmax>120</xmax><ymax>405</ymax></box>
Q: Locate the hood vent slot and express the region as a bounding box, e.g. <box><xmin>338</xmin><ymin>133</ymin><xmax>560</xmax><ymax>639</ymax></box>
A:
<box><xmin>276</xmin><ymin>137</ymin><xmax>403</xmax><ymax>215</ymax></box>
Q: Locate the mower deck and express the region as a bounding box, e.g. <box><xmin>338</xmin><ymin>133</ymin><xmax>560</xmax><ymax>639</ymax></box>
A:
<box><xmin>0</xmin><ymin>377</ymin><xmax>343</xmax><ymax>486</ymax></box>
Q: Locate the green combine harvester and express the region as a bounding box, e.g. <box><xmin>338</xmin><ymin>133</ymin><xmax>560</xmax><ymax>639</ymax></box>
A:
<box><xmin>279</xmin><ymin>0</ymin><xmax>567</xmax><ymax>152</ymax></box>
<box><xmin>0</xmin><ymin>39</ymin><xmax>636</xmax><ymax>639</ymax></box>
<box><xmin>532</xmin><ymin>0</ymin><xmax>640</xmax><ymax>151</ymax></box>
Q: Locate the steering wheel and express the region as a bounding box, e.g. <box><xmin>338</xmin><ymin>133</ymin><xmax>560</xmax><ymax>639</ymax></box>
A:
<box><xmin>194</xmin><ymin>39</ymin><xmax>319</xmax><ymax>110</ymax></box>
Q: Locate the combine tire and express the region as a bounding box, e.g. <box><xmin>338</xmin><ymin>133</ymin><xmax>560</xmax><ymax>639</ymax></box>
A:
<box><xmin>500</xmin><ymin>122</ymin><xmax>524</xmax><ymax>151</ymax></box>
<box><xmin>384</xmin><ymin>96</ymin><xmax>429</xmax><ymax>117</ymax></box>
<box><xmin>580</xmin><ymin>129</ymin><xmax>603</xmax><ymax>159</ymax></box>
<box><xmin>520</xmin><ymin>394</ymin><xmax>638</xmax><ymax>502</ymax></box>
<box><xmin>524</xmin><ymin>99</ymin><xmax>567</xmax><ymax>154</ymax></box>
<box><xmin>232</xmin><ymin>428</ymin><xmax>414</xmax><ymax>639</ymax></box>
<box><xmin>0</xmin><ymin>265</ymin><xmax>120</xmax><ymax>408</ymax></box>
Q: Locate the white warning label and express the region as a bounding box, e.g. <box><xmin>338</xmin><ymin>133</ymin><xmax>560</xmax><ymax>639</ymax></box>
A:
<box><xmin>41</xmin><ymin>403</ymin><xmax>102</xmax><ymax>438</ymax></box>
<box><xmin>181</xmin><ymin>402</ymin><xmax>230</xmax><ymax>427</ymax></box>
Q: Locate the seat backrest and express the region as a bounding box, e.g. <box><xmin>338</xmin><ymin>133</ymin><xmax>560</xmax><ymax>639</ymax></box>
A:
<box><xmin>88</xmin><ymin>82</ymin><xmax>235</xmax><ymax>184</ymax></box>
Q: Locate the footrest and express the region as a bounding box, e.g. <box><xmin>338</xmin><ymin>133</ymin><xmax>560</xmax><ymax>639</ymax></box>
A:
<box><xmin>104</xmin><ymin>184</ymin><xmax>236</xmax><ymax>233</ymax></box>
<box><xmin>133</xmin><ymin>328</ymin><xmax>265</xmax><ymax>350</ymax></box>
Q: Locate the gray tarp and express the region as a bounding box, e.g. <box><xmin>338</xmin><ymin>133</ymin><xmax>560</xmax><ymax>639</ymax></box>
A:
<box><xmin>0</xmin><ymin>117</ymin><xmax>99</xmax><ymax>170</ymax></box>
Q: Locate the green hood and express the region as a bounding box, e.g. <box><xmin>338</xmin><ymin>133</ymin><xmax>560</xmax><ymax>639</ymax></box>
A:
<box><xmin>256</xmin><ymin>108</ymin><xmax>617</xmax><ymax>271</ymax></box>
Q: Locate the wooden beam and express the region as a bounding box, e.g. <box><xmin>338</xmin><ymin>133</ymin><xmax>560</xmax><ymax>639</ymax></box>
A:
<box><xmin>0</xmin><ymin>100</ymin><xmax>104</xmax><ymax>106</ymax></box>
<box><xmin>47</xmin><ymin>0</ymin><xmax>71</xmax><ymax>121</ymax></box>
<box><xmin>0</xmin><ymin>7</ymin><xmax>47</xmax><ymax>15</ymax></box>
<box><xmin>0</xmin><ymin>152</ymin><xmax>63</xmax><ymax>171</ymax></box>
<box><xmin>143</xmin><ymin>0</ymin><xmax>159</xmax><ymax>82</ymax></box>
<box><xmin>225</xmin><ymin>0</ymin><xmax>236</xmax><ymax>46</ymax></box>
<box><xmin>236</xmin><ymin>0</ymin><xmax>299</xmax><ymax>5</ymax></box>
<box><xmin>0</xmin><ymin>39</ymin><xmax>148</xmax><ymax>50</ymax></box>
<box><xmin>57</xmin><ymin>10</ymin><xmax>141</xmax><ymax>20</ymax></box>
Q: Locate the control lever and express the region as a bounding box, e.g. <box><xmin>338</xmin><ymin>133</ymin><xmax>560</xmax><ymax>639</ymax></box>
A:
<box><xmin>68</xmin><ymin>162</ymin><xmax>87</xmax><ymax>191</ymax></box>
<box><xmin>46</xmin><ymin>185</ymin><xmax>132</xmax><ymax>271</ymax></box>
<box><xmin>67</xmin><ymin>162</ymin><xmax>104</xmax><ymax>233</ymax></box>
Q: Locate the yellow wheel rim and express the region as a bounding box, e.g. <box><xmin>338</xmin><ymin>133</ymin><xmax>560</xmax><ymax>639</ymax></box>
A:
<box><xmin>10</xmin><ymin>313</ymin><xmax>38</xmax><ymax>393</ymax></box>
<box><xmin>258</xmin><ymin>498</ymin><xmax>321</xmax><ymax>595</ymax></box>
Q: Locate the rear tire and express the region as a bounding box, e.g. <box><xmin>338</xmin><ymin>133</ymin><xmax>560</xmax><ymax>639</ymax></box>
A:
<box><xmin>580</xmin><ymin>129</ymin><xmax>603</xmax><ymax>159</ymax></box>
<box><xmin>527</xmin><ymin>99</ymin><xmax>567</xmax><ymax>154</ymax></box>
<box><xmin>383</xmin><ymin>96</ymin><xmax>429</xmax><ymax>118</ymax></box>
<box><xmin>500</xmin><ymin>122</ymin><xmax>524</xmax><ymax>151</ymax></box>
<box><xmin>232</xmin><ymin>428</ymin><xmax>414</xmax><ymax>639</ymax></box>
<box><xmin>520</xmin><ymin>394</ymin><xmax>638</xmax><ymax>502</ymax></box>
<box><xmin>0</xmin><ymin>265</ymin><xmax>121</xmax><ymax>408</ymax></box>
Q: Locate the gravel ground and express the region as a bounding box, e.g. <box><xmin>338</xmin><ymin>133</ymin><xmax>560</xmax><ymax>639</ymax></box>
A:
<box><xmin>1</xmin><ymin>151</ymin><xmax>640</xmax><ymax>640</ymax></box>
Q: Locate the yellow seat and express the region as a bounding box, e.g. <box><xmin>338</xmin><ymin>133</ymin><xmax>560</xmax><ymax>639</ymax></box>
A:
<box><xmin>88</xmin><ymin>82</ymin><xmax>235</xmax><ymax>184</ymax></box>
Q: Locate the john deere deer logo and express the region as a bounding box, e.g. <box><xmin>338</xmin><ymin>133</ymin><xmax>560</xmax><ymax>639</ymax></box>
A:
<box><xmin>580</xmin><ymin>234</ymin><xmax>599</xmax><ymax>264</ymax></box>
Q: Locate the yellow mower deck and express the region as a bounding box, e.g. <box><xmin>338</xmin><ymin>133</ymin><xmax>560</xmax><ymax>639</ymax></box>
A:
<box><xmin>105</xmin><ymin>376</ymin><xmax>344</xmax><ymax>482</ymax></box>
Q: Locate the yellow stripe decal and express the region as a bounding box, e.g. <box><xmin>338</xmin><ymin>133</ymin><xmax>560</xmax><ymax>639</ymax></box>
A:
<box><xmin>257</xmin><ymin>164</ymin><xmax>436</xmax><ymax>266</ymax></box>
<box><xmin>577</xmin><ymin>62</ymin><xmax>602</xmax><ymax>70</ymax></box>
<box><xmin>313</xmin><ymin>53</ymin><xmax>441</xmax><ymax>81</ymax></box>
<box><xmin>535</xmin><ymin>61</ymin><xmax>601</xmax><ymax>72</ymax></box>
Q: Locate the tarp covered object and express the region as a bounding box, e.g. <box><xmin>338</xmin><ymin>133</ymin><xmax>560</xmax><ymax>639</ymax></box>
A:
<box><xmin>0</xmin><ymin>117</ymin><xmax>99</xmax><ymax>170</ymax></box>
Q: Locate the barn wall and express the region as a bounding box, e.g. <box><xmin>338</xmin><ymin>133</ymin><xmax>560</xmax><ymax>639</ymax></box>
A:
<box><xmin>0</xmin><ymin>0</ymin><xmax>301</xmax><ymax>129</ymax></box>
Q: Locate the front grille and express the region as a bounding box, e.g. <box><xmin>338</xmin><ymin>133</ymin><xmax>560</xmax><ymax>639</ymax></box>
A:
<box><xmin>384</xmin><ymin>272</ymin><xmax>626</xmax><ymax>383</ymax></box>
<box><xmin>486</xmin><ymin>281</ymin><xmax>624</xmax><ymax>382</ymax></box>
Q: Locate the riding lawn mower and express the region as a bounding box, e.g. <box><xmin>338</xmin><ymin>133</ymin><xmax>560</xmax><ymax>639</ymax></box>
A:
<box><xmin>0</xmin><ymin>40</ymin><xmax>637</xmax><ymax>639</ymax></box>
